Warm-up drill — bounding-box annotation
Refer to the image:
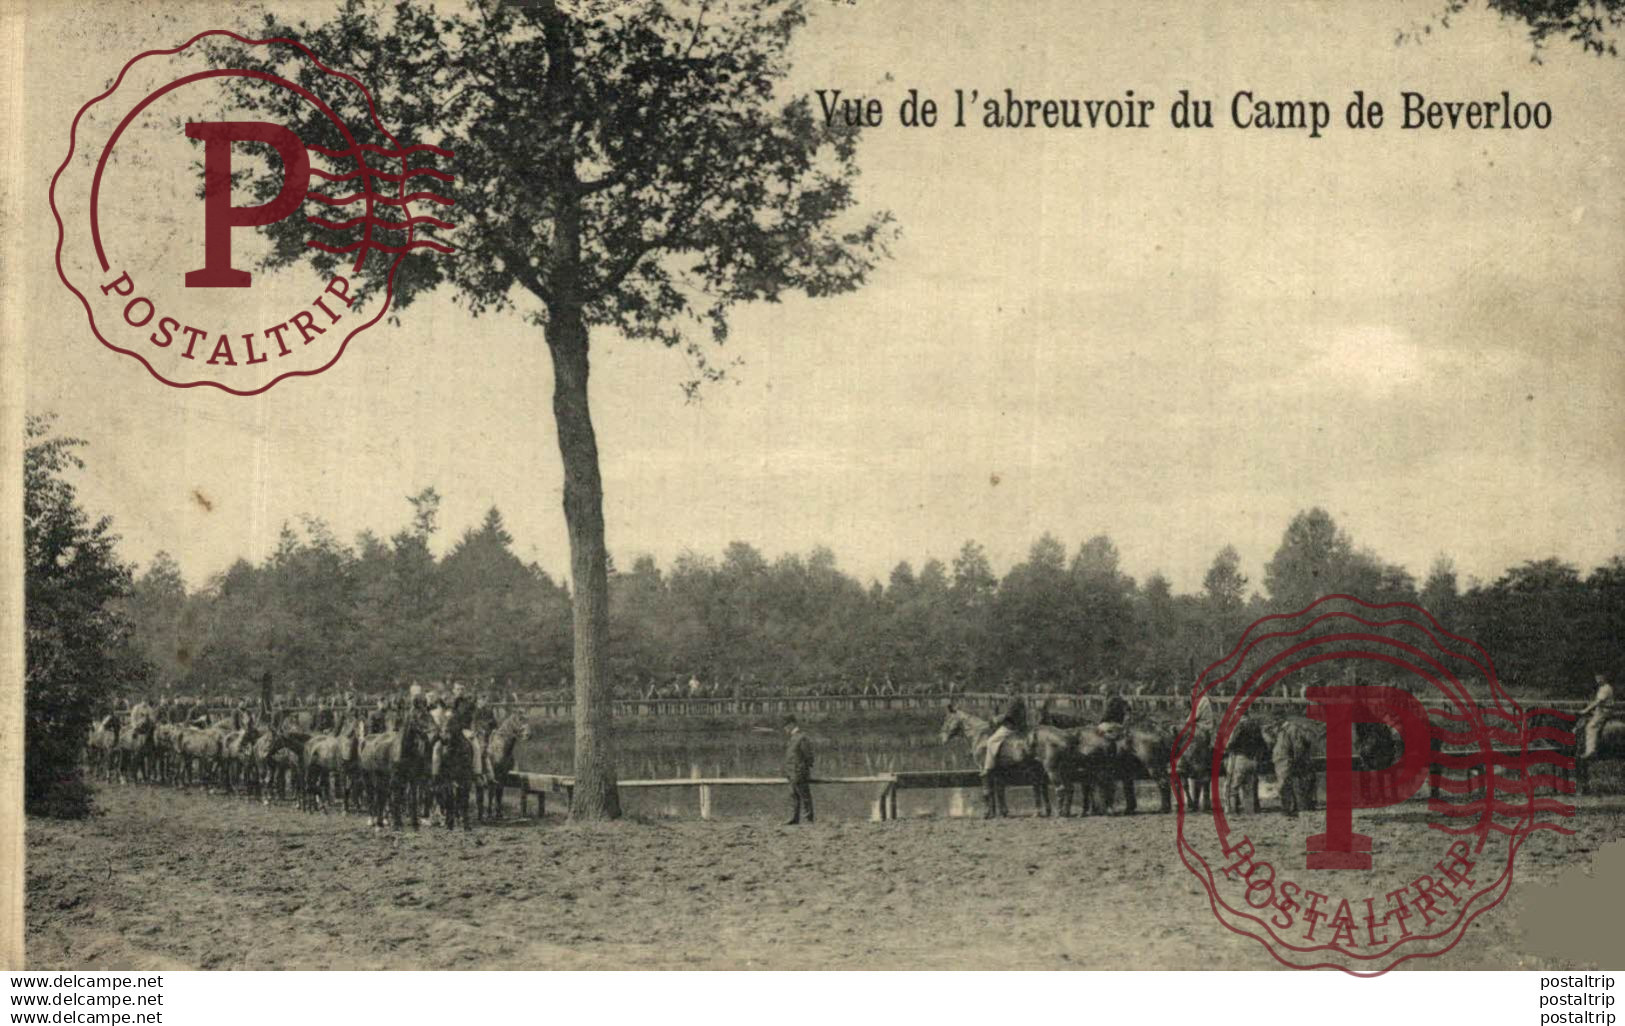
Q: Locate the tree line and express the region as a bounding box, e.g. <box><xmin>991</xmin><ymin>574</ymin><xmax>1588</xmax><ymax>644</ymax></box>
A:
<box><xmin>119</xmin><ymin>492</ymin><xmax>1625</xmax><ymax>703</ymax></box>
<box><xmin>25</xmin><ymin>417</ymin><xmax>1625</xmax><ymax>816</ymax></box>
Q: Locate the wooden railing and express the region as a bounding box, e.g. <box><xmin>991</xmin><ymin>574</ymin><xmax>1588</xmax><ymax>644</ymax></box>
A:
<box><xmin>506</xmin><ymin>770</ymin><xmax>902</xmax><ymax>819</ymax></box>
<box><xmin>482</xmin><ymin>691</ymin><xmax>1594</xmax><ymax>720</ymax></box>
<box><xmin>177</xmin><ymin>690</ymin><xmax>1592</xmax><ymax>723</ymax></box>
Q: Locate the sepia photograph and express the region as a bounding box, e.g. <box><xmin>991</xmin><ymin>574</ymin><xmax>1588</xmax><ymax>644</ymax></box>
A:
<box><xmin>4</xmin><ymin>0</ymin><xmax>1624</xmax><ymax>986</ymax></box>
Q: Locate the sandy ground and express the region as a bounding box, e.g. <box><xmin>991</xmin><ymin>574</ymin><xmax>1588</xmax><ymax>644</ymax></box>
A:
<box><xmin>24</xmin><ymin>784</ymin><xmax>1625</xmax><ymax>970</ymax></box>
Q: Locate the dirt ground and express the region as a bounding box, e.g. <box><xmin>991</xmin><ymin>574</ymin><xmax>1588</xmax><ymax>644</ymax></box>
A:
<box><xmin>24</xmin><ymin>785</ymin><xmax>1625</xmax><ymax>970</ymax></box>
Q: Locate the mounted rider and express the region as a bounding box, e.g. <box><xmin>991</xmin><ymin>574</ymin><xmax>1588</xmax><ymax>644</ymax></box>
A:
<box><xmin>448</xmin><ymin>681</ymin><xmax>475</xmax><ymax>734</ymax></box>
<box><xmin>1100</xmin><ymin>686</ymin><xmax>1129</xmax><ymax>737</ymax></box>
<box><xmin>313</xmin><ymin>695</ymin><xmax>336</xmax><ymax>734</ymax></box>
<box><xmin>1191</xmin><ymin>685</ymin><xmax>1221</xmax><ymax>743</ymax></box>
<box><xmin>471</xmin><ymin>689</ymin><xmax>499</xmax><ymax>735</ymax></box>
<box><xmin>982</xmin><ymin>695</ymin><xmax>1029</xmax><ymax>776</ymax></box>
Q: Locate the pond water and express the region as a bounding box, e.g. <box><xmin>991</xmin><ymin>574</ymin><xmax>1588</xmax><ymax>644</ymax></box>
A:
<box><xmin>510</xmin><ymin>708</ymin><xmax>1604</xmax><ymax>821</ymax></box>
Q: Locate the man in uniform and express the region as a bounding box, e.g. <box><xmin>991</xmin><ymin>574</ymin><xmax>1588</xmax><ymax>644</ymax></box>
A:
<box><xmin>782</xmin><ymin>715</ymin><xmax>815</xmax><ymax>825</ymax></box>
<box><xmin>312</xmin><ymin>695</ymin><xmax>334</xmax><ymax>734</ymax></box>
<box><xmin>978</xmin><ymin>696</ymin><xmax>1028</xmax><ymax>817</ymax></box>
<box><xmin>1101</xmin><ymin>686</ymin><xmax>1129</xmax><ymax>731</ymax></box>
<box><xmin>449</xmin><ymin>681</ymin><xmax>474</xmax><ymax>733</ymax></box>
<box><xmin>1579</xmin><ymin>671</ymin><xmax>1615</xmax><ymax>760</ymax></box>
<box><xmin>1193</xmin><ymin>685</ymin><xmax>1219</xmax><ymax>734</ymax></box>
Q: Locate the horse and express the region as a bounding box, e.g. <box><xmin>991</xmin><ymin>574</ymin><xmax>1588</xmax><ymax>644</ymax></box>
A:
<box><xmin>114</xmin><ymin>716</ymin><xmax>156</xmax><ymax>784</ymax></box>
<box><xmin>219</xmin><ymin>721</ymin><xmax>262</xmax><ymax>795</ymax></box>
<box><xmin>1263</xmin><ymin>716</ymin><xmax>1320</xmax><ymax>816</ymax></box>
<box><xmin>1117</xmin><ymin>724</ymin><xmax>1179</xmax><ymax>813</ymax></box>
<box><xmin>175</xmin><ymin>723</ymin><xmax>227</xmax><ymax>789</ymax></box>
<box><xmin>1222</xmin><ymin>718</ymin><xmax>1270</xmax><ymax>814</ymax></box>
<box><xmin>431</xmin><ymin>724</ymin><xmax>476</xmax><ymax>831</ymax></box>
<box><xmin>938</xmin><ymin>705</ymin><xmax>1051</xmax><ymax>818</ymax></box>
<box><xmin>1576</xmin><ymin>716</ymin><xmax>1625</xmax><ymax>795</ymax></box>
<box><xmin>357</xmin><ymin>716</ymin><xmax>432</xmax><ymax>830</ymax></box>
<box><xmin>1034</xmin><ymin>705</ymin><xmax>1127</xmax><ymax>816</ymax></box>
<box><xmin>473</xmin><ymin>713</ymin><xmax>531</xmax><ymax>821</ymax></box>
<box><xmin>1175</xmin><ymin>724</ymin><xmax>1214</xmax><ymax>812</ymax></box>
<box><xmin>254</xmin><ymin>727</ymin><xmax>309</xmax><ymax>805</ymax></box>
<box><xmin>152</xmin><ymin>722</ymin><xmax>184</xmax><ymax>784</ymax></box>
<box><xmin>86</xmin><ymin>715</ymin><xmax>119</xmax><ymax>780</ymax></box>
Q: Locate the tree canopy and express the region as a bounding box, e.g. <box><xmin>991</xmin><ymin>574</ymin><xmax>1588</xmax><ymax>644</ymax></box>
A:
<box><xmin>120</xmin><ymin>501</ymin><xmax>1625</xmax><ymax>704</ymax></box>
<box><xmin>216</xmin><ymin>0</ymin><xmax>895</xmax><ymax>818</ymax></box>
<box><xmin>24</xmin><ymin>416</ymin><xmax>148</xmax><ymax>817</ymax></box>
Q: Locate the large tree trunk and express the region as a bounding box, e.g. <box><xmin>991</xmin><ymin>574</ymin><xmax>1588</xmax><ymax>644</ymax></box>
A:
<box><xmin>546</xmin><ymin>302</ymin><xmax>620</xmax><ymax>820</ymax></box>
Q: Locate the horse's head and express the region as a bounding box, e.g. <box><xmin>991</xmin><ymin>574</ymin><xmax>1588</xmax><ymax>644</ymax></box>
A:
<box><xmin>939</xmin><ymin>706</ymin><xmax>968</xmax><ymax>745</ymax></box>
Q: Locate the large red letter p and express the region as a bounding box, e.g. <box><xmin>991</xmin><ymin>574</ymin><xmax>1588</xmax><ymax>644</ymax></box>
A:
<box><xmin>1304</xmin><ymin>685</ymin><xmax>1433</xmax><ymax>870</ymax></box>
<box><xmin>185</xmin><ymin>121</ymin><xmax>310</xmax><ymax>288</ymax></box>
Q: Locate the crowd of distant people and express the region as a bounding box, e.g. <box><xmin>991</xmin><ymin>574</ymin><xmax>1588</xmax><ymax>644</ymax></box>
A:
<box><xmin>119</xmin><ymin>671</ymin><xmax>1205</xmax><ymax>718</ymax></box>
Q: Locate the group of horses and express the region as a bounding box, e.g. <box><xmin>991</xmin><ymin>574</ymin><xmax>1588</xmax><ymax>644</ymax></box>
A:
<box><xmin>941</xmin><ymin>700</ymin><xmax>1617</xmax><ymax>820</ymax></box>
<box><xmin>85</xmin><ymin>703</ymin><xmax>533</xmax><ymax>831</ymax></box>
<box><xmin>941</xmin><ymin>703</ymin><xmax>1411</xmax><ymax>820</ymax></box>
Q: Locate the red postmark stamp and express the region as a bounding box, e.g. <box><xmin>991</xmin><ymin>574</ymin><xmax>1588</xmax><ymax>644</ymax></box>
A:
<box><xmin>50</xmin><ymin>30</ymin><xmax>455</xmax><ymax>395</ymax></box>
<box><xmin>1172</xmin><ymin>594</ymin><xmax>1577</xmax><ymax>974</ymax></box>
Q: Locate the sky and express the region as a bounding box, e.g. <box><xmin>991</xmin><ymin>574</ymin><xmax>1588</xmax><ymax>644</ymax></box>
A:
<box><xmin>20</xmin><ymin>0</ymin><xmax>1625</xmax><ymax>596</ymax></box>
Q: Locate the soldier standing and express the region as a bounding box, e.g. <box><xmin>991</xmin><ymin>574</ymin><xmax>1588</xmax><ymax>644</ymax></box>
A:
<box><xmin>782</xmin><ymin>715</ymin><xmax>815</xmax><ymax>825</ymax></box>
<box><xmin>313</xmin><ymin>695</ymin><xmax>335</xmax><ymax>734</ymax></box>
<box><xmin>449</xmin><ymin>681</ymin><xmax>474</xmax><ymax>733</ymax></box>
<box><xmin>1102</xmin><ymin>686</ymin><xmax>1129</xmax><ymax>729</ymax></box>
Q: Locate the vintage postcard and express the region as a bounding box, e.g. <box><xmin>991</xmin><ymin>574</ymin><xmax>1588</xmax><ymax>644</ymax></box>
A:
<box><xmin>2</xmin><ymin>0</ymin><xmax>1622</xmax><ymax>984</ymax></box>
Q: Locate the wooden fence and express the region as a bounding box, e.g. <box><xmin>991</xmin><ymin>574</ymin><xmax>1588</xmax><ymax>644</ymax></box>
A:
<box><xmin>200</xmin><ymin>691</ymin><xmax>1595</xmax><ymax>722</ymax></box>
<box><xmin>506</xmin><ymin>770</ymin><xmax>903</xmax><ymax>819</ymax></box>
<box><xmin>506</xmin><ymin>770</ymin><xmax>1009</xmax><ymax>821</ymax></box>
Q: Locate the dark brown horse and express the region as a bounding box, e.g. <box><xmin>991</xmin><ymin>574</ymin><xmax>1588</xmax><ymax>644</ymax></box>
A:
<box><xmin>1038</xmin><ymin>704</ymin><xmax>1176</xmax><ymax>815</ymax></box>
<box><xmin>1576</xmin><ymin>717</ymin><xmax>1624</xmax><ymax>795</ymax></box>
<box><xmin>1175</xmin><ymin>724</ymin><xmax>1214</xmax><ymax>812</ymax></box>
<box><xmin>431</xmin><ymin>724</ymin><xmax>475</xmax><ymax>831</ymax></box>
<box><xmin>358</xmin><ymin>716</ymin><xmax>431</xmax><ymax>830</ymax></box>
